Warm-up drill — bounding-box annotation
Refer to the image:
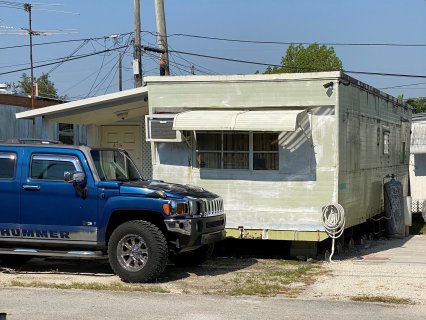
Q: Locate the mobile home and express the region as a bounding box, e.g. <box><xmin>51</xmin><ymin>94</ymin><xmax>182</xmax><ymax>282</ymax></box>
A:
<box><xmin>410</xmin><ymin>113</ymin><xmax>426</xmax><ymax>220</ymax></box>
<box><xmin>145</xmin><ymin>71</ymin><xmax>412</xmax><ymax>250</ymax></box>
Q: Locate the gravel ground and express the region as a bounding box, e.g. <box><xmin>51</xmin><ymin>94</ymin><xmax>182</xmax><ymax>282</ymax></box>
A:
<box><xmin>1</xmin><ymin>235</ymin><xmax>425</xmax><ymax>304</ymax></box>
<box><xmin>300</xmin><ymin>235</ymin><xmax>426</xmax><ymax>304</ymax></box>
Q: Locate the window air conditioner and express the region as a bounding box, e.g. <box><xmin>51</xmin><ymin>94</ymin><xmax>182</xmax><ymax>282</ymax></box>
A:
<box><xmin>145</xmin><ymin>114</ymin><xmax>183</xmax><ymax>142</ymax></box>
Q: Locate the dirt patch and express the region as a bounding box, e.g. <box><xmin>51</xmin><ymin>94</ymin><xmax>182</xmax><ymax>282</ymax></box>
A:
<box><xmin>1</xmin><ymin>234</ymin><xmax>425</xmax><ymax>304</ymax></box>
<box><xmin>299</xmin><ymin>235</ymin><xmax>426</xmax><ymax>305</ymax></box>
<box><xmin>0</xmin><ymin>257</ymin><xmax>321</xmax><ymax>297</ymax></box>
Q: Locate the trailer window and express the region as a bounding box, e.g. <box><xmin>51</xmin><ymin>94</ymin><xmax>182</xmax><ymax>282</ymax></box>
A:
<box><xmin>58</xmin><ymin>123</ymin><xmax>74</xmax><ymax>145</ymax></box>
<box><xmin>401</xmin><ymin>142</ymin><xmax>406</xmax><ymax>163</ymax></box>
<box><xmin>197</xmin><ymin>131</ymin><xmax>249</xmax><ymax>169</ymax></box>
<box><xmin>383</xmin><ymin>132</ymin><xmax>390</xmax><ymax>155</ymax></box>
<box><xmin>196</xmin><ymin>131</ymin><xmax>278</xmax><ymax>170</ymax></box>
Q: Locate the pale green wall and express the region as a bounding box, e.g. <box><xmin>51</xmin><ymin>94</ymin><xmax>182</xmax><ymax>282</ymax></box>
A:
<box><xmin>147</xmin><ymin>74</ymin><xmax>340</xmax><ymax>232</ymax></box>
<box><xmin>146</xmin><ymin>73</ymin><xmax>411</xmax><ymax>233</ymax></box>
<box><xmin>148</xmin><ymin>75</ymin><xmax>336</xmax><ymax>112</ymax></box>
<box><xmin>337</xmin><ymin>84</ymin><xmax>411</xmax><ymax>228</ymax></box>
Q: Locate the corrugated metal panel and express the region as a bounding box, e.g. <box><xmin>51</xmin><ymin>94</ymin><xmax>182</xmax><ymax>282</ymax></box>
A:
<box><xmin>411</xmin><ymin>122</ymin><xmax>426</xmax><ymax>154</ymax></box>
<box><xmin>173</xmin><ymin>110</ymin><xmax>305</xmax><ymax>131</ymax></box>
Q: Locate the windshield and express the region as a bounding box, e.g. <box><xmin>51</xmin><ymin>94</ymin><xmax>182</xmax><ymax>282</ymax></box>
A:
<box><xmin>90</xmin><ymin>149</ymin><xmax>143</xmax><ymax>182</ymax></box>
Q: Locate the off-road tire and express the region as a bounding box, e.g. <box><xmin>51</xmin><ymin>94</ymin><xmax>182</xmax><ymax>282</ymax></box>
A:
<box><xmin>0</xmin><ymin>255</ymin><xmax>32</xmax><ymax>267</ymax></box>
<box><xmin>108</xmin><ymin>220</ymin><xmax>168</xmax><ymax>283</ymax></box>
<box><xmin>170</xmin><ymin>243</ymin><xmax>214</xmax><ymax>267</ymax></box>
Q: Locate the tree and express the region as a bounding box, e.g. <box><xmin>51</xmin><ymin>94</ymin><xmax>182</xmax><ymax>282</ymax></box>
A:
<box><xmin>264</xmin><ymin>43</ymin><xmax>343</xmax><ymax>74</ymax></box>
<box><xmin>14</xmin><ymin>72</ymin><xmax>59</xmax><ymax>99</ymax></box>
<box><xmin>397</xmin><ymin>95</ymin><xmax>426</xmax><ymax>114</ymax></box>
<box><xmin>406</xmin><ymin>98</ymin><xmax>426</xmax><ymax>114</ymax></box>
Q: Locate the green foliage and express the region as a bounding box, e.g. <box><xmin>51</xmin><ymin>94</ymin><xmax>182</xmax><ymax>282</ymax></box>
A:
<box><xmin>14</xmin><ymin>72</ymin><xmax>59</xmax><ymax>99</ymax></box>
<box><xmin>264</xmin><ymin>43</ymin><xmax>343</xmax><ymax>74</ymax></box>
<box><xmin>407</xmin><ymin>98</ymin><xmax>426</xmax><ymax>114</ymax></box>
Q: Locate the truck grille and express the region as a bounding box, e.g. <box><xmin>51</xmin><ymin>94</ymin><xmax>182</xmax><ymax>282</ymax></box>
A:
<box><xmin>199</xmin><ymin>198</ymin><xmax>224</xmax><ymax>217</ymax></box>
<box><xmin>206</xmin><ymin>219</ymin><xmax>225</xmax><ymax>229</ymax></box>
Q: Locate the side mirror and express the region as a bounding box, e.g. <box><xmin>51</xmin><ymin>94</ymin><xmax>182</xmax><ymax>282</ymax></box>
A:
<box><xmin>64</xmin><ymin>171</ymin><xmax>86</xmax><ymax>185</ymax></box>
<box><xmin>65</xmin><ymin>171</ymin><xmax>87</xmax><ymax>199</ymax></box>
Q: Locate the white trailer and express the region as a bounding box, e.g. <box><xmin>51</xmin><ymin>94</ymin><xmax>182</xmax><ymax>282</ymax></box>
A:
<box><xmin>409</xmin><ymin>113</ymin><xmax>426</xmax><ymax>221</ymax></box>
<box><xmin>144</xmin><ymin>72</ymin><xmax>412</xmax><ymax>253</ymax></box>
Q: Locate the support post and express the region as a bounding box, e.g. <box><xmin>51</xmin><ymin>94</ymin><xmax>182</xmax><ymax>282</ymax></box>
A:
<box><xmin>154</xmin><ymin>0</ymin><xmax>169</xmax><ymax>76</ymax></box>
<box><xmin>133</xmin><ymin>0</ymin><xmax>143</xmax><ymax>87</ymax></box>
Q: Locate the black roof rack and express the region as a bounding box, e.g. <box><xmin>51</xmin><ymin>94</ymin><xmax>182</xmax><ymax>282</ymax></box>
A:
<box><xmin>4</xmin><ymin>138</ymin><xmax>62</xmax><ymax>145</ymax></box>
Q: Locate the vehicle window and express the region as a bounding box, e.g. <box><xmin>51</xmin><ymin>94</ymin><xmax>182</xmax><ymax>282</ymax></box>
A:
<box><xmin>30</xmin><ymin>155</ymin><xmax>81</xmax><ymax>181</ymax></box>
<box><xmin>0</xmin><ymin>152</ymin><xmax>17</xmax><ymax>179</ymax></box>
<box><xmin>90</xmin><ymin>149</ymin><xmax>142</xmax><ymax>181</ymax></box>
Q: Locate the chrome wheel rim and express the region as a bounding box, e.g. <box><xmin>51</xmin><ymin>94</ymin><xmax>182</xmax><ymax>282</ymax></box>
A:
<box><xmin>117</xmin><ymin>234</ymin><xmax>148</xmax><ymax>272</ymax></box>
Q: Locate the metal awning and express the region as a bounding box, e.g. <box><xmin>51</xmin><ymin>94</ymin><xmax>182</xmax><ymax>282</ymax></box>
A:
<box><xmin>173</xmin><ymin>109</ymin><xmax>306</xmax><ymax>131</ymax></box>
<box><xmin>15</xmin><ymin>87</ymin><xmax>149</xmax><ymax>125</ymax></box>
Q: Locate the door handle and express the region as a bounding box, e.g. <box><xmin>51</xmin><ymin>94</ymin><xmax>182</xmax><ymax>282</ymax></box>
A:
<box><xmin>23</xmin><ymin>185</ymin><xmax>41</xmax><ymax>191</ymax></box>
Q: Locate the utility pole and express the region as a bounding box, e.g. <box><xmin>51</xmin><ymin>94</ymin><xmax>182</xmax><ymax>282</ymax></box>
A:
<box><xmin>118</xmin><ymin>51</ymin><xmax>123</xmax><ymax>91</ymax></box>
<box><xmin>133</xmin><ymin>0</ymin><xmax>142</xmax><ymax>87</ymax></box>
<box><xmin>24</xmin><ymin>3</ymin><xmax>35</xmax><ymax>109</ymax></box>
<box><xmin>154</xmin><ymin>0</ymin><xmax>169</xmax><ymax>76</ymax></box>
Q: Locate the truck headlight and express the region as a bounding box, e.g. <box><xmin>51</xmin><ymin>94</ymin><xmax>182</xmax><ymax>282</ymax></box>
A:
<box><xmin>169</xmin><ymin>200</ymin><xmax>189</xmax><ymax>216</ymax></box>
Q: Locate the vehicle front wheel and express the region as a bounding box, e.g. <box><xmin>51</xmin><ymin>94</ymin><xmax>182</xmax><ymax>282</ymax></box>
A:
<box><xmin>108</xmin><ymin>220</ymin><xmax>168</xmax><ymax>283</ymax></box>
<box><xmin>170</xmin><ymin>243</ymin><xmax>214</xmax><ymax>267</ymax></box>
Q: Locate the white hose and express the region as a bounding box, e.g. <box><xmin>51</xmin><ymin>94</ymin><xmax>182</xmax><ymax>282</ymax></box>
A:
<box><xmin>322</xmin><ymin>203</ymin><xmax>345</xmax><ymax>262</ymax></box>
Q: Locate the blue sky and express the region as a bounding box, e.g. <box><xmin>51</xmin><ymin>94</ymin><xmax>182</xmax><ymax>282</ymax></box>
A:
<box><xmin>0</xmin><ymin>0</ymin><xmax>425</xmax><ymax>100</ymax></box>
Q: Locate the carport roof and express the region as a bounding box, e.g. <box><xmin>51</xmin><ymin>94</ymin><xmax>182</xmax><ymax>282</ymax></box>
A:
<box><xmin>15</xmin><ymin>87</ymin><xmax>149</xmax><ymax>125</ymax></box>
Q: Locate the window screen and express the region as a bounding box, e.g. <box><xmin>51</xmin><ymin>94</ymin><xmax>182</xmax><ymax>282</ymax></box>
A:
<box><xmin>253</xmin><ymin>132</ymin><xmax>278</xmax><ymax>170</ymax></box>
<box><xmin>196</xmin><ymin>131</ymin><xmax>278</xmax><ymax>170</ymax></box>
<box><xmin>58</xmin><ymin>123</ymin><xmax>74</xmax><ymax>145</ymax></box>
<box><xmin>383</xmin><ymin>132</ymin><xmax>390</xmax><ymax>155</ymax></box>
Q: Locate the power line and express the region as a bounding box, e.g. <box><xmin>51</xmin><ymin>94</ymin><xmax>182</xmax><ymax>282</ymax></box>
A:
<box><xmin>169</xmin><ymin>49</ymin><xmax>281</xmax><ymax>68</ymax></box>
<box><xmin>61</xmin><ymin>54</ymin><xmax>118</xmax><ymax>94</ymax></box>
<box><xmin>0</xmin><ymin>32</ymin><xmax>134</xmax><ymax>50</ymax></box>
<box><xmin>148</xmin><ymin>30</ymin><xmax>426</xmax><ymax>47</ymax></box>
<box><xmin>380</xmin><ymin>82</ymin><xmax>426</xmax><ymax>90</ymax></box>
<box><xmin>168</xmin><ymin>49</ymin><xmax>426</xmax><ymax>79</ymax></box>
<box><xmin>0</xmin><ymin>44</ymin><xmax>130</xmax><ymax>76</ymax></box>
<box><xmin>344</xmin><ymin>70</ymin><xmax>426</xmax><ymax>79</ymax></box>
<box><xmin>47</xmin><ymin>39</ymin><xmax>89</xmax><ymax>74</ymax></box>
<box><xmin>0</xmin><ymin>37</ymin><xmax>114</xmax><ymax>70</ymax></box>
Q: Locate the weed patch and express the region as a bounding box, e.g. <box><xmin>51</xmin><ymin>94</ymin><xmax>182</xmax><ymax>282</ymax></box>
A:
<box><xmin>226</xmin><ymin>260</ymin><xmax>321</xmax><ymax>297</ymax></box>
<box><xmin>350</xmin><ymin>295</ymin><xmax>413</xmax><ymax>305</ymax></box>
<box><xmin>9</xmin><ymin>280</ymin><xmax>170</xmax><ymax>293</ymax></box>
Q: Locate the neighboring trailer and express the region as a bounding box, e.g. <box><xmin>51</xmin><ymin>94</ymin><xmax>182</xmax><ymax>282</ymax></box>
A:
<box><xmin>409</xmin><ymin>113</ymin><xmax>426</xmax><ymax>218</ymax></box>
<box><xmin>144</xmin><ymin>72</ymin><xmax>411</xmax><ymax>248</ymax></box>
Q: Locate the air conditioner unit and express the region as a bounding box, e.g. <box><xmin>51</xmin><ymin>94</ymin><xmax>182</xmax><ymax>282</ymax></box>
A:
<box><xmin>145</xmin><ymin>114</ymin><xmax>183</xmax><ymax>142</ymax></box>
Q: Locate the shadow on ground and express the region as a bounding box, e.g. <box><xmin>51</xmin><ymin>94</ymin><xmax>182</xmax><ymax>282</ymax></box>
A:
<box><xmin>2</xmin><ymin>216</ymin><xmax>424</xmax><ymax>281</ymax></box>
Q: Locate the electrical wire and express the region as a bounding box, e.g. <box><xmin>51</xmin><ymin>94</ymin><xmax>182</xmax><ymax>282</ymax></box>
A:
<box><xmin>61</xmin><ymin>54</ymin><xmax>117</xmax><ymax>94</ymax></box>
<box><xmin>0</xmin><ymin>44</ymin><xmax>130</xmax><ymax>76</ymax></box>
<box><xmin>86</xmin><ymin>38</ymin><xmax>110</xmax><ymax>97</ymax></box>
<box><xmin>344</xmin><ymin>70</ymin><xmax>426</xmax><ymax>79</ymax></box>
<box><xmin>145</xmin><ymin>30</ymin><xmax>426</xmax><ymax>47</ymax></box>
<box><xmin>322</xmin><ymin>203</ymin><xmax>345</xmax><ymax>262</ymax></box>
<box><xmin>0</xmin><ymin>32</ymin><xmax>134</xmax><ymax>50</ymax></box>
<box><xmin>47</xmin><ymin>39</ymin><xmax>89</xmax><ymax>74</ymax></box>
<box><xmin>166</xmin><ymin>42</ymin><xmax>218</xmax><ymax>75</ymax></box>
<box><xmin>380</xmin><ymin>82</ymin><xmax>426</xmax><ymax>90</ymax></box>
<box><xmin>103</xmin><ymin>43</ymin><xmax>132</xmax><ymax>94</ymax></box>
<box><xmin>168</xmin><ymin>49</ymin><xmax>426</xmax><ymax>78</ymax></box>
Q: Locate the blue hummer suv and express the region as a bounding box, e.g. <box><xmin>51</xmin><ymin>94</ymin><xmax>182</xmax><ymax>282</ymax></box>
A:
<box><xmin>0</xmin><ymin>139</ymin><xmax>225</xmax><ymax>283</ymax></box>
